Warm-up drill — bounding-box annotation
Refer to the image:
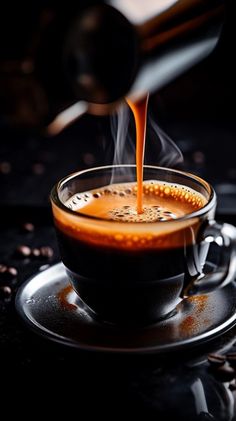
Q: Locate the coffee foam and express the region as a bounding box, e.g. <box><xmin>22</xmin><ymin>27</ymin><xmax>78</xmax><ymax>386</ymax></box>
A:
<box><xmin>65</xmin><ymin>180</ymin><xmax>206</xmax><ymax>222</ymax></box>
<box><xmin>52</xmin><ymin>181</ymin><xmax>207</xmax><ymax>250</ymax></box>
<box><xmin>48</xmin><ymin>180</ymin><xmax>207</xmax><ymax>252</ymax></box>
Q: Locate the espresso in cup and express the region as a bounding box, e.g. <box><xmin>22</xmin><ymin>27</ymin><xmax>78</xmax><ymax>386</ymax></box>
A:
<box><xmin>51</xmin><ymin>166</ymin><xmax>214</xmax><ymax>325</ymax></box>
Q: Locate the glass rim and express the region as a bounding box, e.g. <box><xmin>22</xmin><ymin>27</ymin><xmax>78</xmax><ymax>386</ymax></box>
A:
<box><xmin>50</xmin><ymin>164</ymin><xmax>216</xmax><ymax>224</ymax></box>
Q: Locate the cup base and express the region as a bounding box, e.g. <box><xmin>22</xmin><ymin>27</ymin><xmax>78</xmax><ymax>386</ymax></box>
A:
<box><xmin>78</xmin><ymin>296</ymin><xmax>179</xmax><ymax>328</ymax></box>
<box><xmin>67</xmin><ymin>269</ymin><xmax>185</xmax><ymax>326</ymax></box>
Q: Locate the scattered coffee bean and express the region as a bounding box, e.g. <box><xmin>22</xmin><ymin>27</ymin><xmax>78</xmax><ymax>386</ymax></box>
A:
<box><xmin>0</xmin><ymin>285</ymin><xmax>12</xmax><ymax>301</ymax></box>
<box><xmin>212</xmin><ymin>363</ymin><xmax>235</xmax><ymax>382</ymax></box>
<box><xmin>6</xmin><ymin>267</ymin><xmax>18</xmax><ymax>280</ymax></box>
<box><xmin>192</xmin><ymin>151</ymin><xmax>205</xmax><ymax>165</ymax></box>
<box><xmin>0</xmin><ymin>265</ymin><xmax>17</xmax><ymax>282</ymax></box>
<box><xmin>226</xmin><ymin>353</ymin><xmax>236</xmax><ymax>367</ymax></box>
<box><xmin>31</xmin><ymin>248</ymin><xmax>41</xmax><ymax>258</ymax></box>
<box><xmin>16</xmin><ymin>245</ymin><xmax>31</xmax><ymax>257</ymax></box>
<box><xmin>0</xmin><ymin>264</ymin><xmax>7</xmax><ymax>275</ymax></box>
<box><xmin>16</xmin><ymin>245</ymin><xmax>54</xmax><ymax>260</ymax></box>
<box><xmin>82</xmin><ymin>152</ymin><xmax>95</xmax><ymax>166</ymax></box>
<box><xmin>0</xmin><ymin>161</ymin><xmax>11</xmax><ymax>174</ymax></box>
<box><xmin>22</xmin><ymin>222</ymin><xmax>35</xmax><ymax>233</ymax></box>
<box><xmin>40</xmin><ymin>246</ymin><xmax>53</xmax><ymax>259</ymax></box>
<box><xmin>208</xmin><ymin>353</ymin><xmax>226</xmax><ymax>367</ymax></box>
<box><xmin>32</xmin><ymin>162</ymin><xmax>45</xmax><ymax>175</ymax></box>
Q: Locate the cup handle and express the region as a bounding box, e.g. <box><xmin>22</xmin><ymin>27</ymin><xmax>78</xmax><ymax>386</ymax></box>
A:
<box><xmin>184</xmin><ymin>222</ymin><xmax>236</xmax><ymax>296</ymax></box>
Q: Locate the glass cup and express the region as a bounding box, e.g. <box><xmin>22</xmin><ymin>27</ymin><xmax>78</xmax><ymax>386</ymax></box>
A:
<box><xmin>51</xmin><ymin>165</ymin><xmax>236</xmax><ymax>325</ymax></box>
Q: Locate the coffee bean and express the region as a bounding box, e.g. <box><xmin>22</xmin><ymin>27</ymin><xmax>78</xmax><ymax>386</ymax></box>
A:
<box><xmin>83</xmin><ymin>152</ymin><xmax>95</xmax><ymax>166</ymax></box>
<box><xmin>7</xmin><ymin>267</ymin><xmax>18</xmax><ymax>280</ymax></box>
<box><xmin>0</xmin><ymin>161</ymin><xmax>11</xmax><ymax>174</ymax></box>
<box><xmin>16</xmin><ymin>245</ymin><xmax>31</xmax><ymax>257</ymax></box>
<box><xmin>22</xmin><ymin>223</ymin><xmax>35</xmax><ymax>233</ymax></box>
<box><xmin>212</xmin><ymin>364</ymin><xmax>235</xmax><ymax>382</ymax></box>
<box><xmin>0</xmin><ymin>265</ymin><xmax>8</xmax><ymax>282</ymax></box>
<box><xmin>0</xmin><ymin>264</ymin><xmax>7</xmax><ymax>275</ymax></box>
<box><xmin>0</xmin><ymin>265</ymin><xmax>17</xmax><ymax>282</ymax></box>
<box><xmin>0</xmin><ymin>285</ymin><xmax>12</xmax><ymax>301</ymax></box>
<box><xmin>32</xmin><ymin>163</ymin><xmax>45</xmax><ymax>175</ymax></box>
<box><xmin>40</xmin><ymin>246</ymin><xmax>54</xmax><ymax>259</ymax></box>
<box><xmin>208</xmin><ymin>353</ymin><xmax>226</xmax><ymax>367</ymax></box>
<box><xmin>31</xmin><ymin>248</ymin><xmax>40</xmax><ymax>258</ymax></box>
<box><xmin>226</xmin><ymin>353</ymin><xmax>236</xmax><ymax>367</ymax></box>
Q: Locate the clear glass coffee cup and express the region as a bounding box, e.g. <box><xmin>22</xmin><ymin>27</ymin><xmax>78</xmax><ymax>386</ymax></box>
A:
<box><xmin>51</xmin><ymin>165</ymin><xmax>236</xmax><ymax>325</ymax></box>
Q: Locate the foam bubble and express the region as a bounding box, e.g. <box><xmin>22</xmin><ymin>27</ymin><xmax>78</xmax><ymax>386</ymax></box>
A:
<box><xmin>64</xmin><ymin>180</ymin><xmax>206</xmax><ymax>219</ymax></box>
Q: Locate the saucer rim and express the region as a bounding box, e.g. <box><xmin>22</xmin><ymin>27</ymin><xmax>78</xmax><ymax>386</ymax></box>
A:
<box><xmin>15</xmin><ymin>262</ymin><xmax>236</xmax><ymax>354</ymax></box>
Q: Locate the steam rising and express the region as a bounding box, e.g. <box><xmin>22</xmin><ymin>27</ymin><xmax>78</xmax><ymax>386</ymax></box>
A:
<box><xmin>147</xmin><ymin>117</ymin><xmax>183</xmax><ymax>167</ymax></box>
<box><xmin>111</xmin><ymin>102</ymin><xmax>183</xmax><ymax>168</ymax></box>
<box><xmin>111</xmin><ymin>102</ymin><xmax>135</xmax><ymax>166</ymax></box>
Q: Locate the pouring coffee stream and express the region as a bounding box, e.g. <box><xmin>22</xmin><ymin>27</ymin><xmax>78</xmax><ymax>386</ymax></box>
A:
<box><xmin>126</xmin><ymin>94</ymin><xmax>149</xmax><ymax>214</ymax></box>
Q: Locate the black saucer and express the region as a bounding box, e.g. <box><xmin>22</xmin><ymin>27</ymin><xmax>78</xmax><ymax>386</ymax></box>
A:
<box><xmin>15</xmin><ymin>263</ymin><xmax>236</xmax><ymax>354</ymax></box>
